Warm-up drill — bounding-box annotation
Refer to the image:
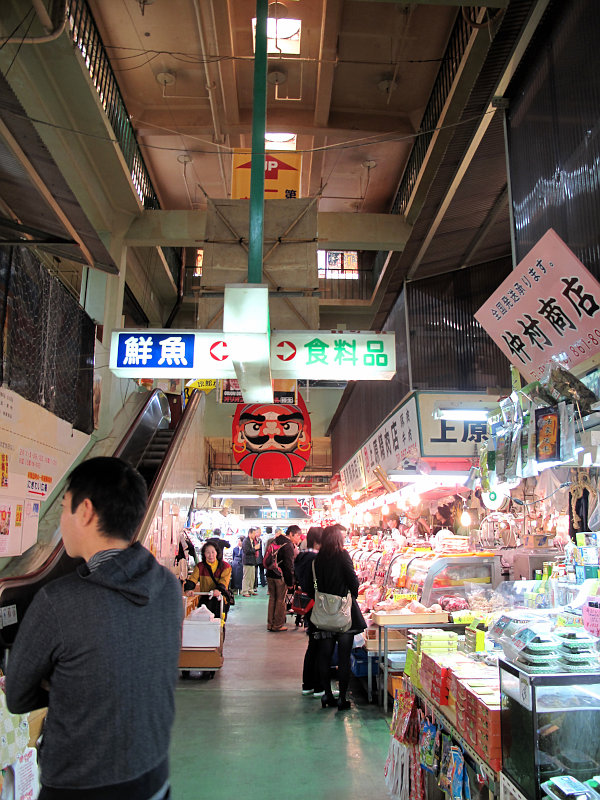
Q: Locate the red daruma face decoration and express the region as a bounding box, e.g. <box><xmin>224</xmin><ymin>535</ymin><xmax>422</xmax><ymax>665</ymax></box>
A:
<box><xmin>232</xmin><ymin>393</ymin><xmax>312</xmax><ymax>479</ymax></box>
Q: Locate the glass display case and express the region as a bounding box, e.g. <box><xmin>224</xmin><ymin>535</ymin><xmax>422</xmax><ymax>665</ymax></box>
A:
<box><xmin>385</xmin><ymin>553</ymin><xmax>502</xmax><ymax>606</ymax></box>
<box><xmin>499</xmin><ymin>658</ymin><xmax>600</xmax><ymax>800</ymax></box>
<box><xmin>351</xmin><ymin>547</ymin><xmax>383</xmax><ymax>583</ymax></box>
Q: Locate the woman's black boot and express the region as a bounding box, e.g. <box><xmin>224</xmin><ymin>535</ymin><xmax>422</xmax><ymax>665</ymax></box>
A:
<box><xmin>321</xmin><ymin>694</ymin><xmax>338</xmax><ymax>708</ymax></box>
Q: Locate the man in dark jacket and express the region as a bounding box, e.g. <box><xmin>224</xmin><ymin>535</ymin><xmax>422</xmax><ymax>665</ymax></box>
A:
<box><xmin>241</xmin><ymin>527</ymin><xmax>259</xmax><ymax>596</ymax></box>
<box><xmin>6</xmin><ymin>457</ymin><xmax>182</xmax><ymax>800</ymax></box>
<box><xmin>265</xmin><ymin>524</ymin><xmax>301</xmax><ymax>631</ymax></box>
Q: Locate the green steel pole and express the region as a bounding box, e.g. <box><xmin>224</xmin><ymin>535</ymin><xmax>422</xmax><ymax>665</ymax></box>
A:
<box><xmin>248</xmin><ymin>0</ymin><xmax>268</xmax><ymax>284</ymax></box>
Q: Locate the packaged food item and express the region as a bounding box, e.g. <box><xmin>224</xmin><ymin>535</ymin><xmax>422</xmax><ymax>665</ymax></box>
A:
<box><xmin>546</xmin><ymin>775</ymin><xmax>593</xmax><ymax>800</ymax></box>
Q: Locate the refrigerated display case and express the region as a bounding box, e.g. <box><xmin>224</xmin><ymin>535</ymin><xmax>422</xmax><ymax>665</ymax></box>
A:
<box><xmin>499</xmin><ymin>658</ymin><xmax>600</xmax><ymax>800</ymax></box>
<box><xmin>351</xmin><ymin>547</ymin><xmax>383</xmax><ymax>583</ymax></box>
<box><xmin>385</xmin><ymin>552</ymin><xmax>502</xmax><ymax>606</ymax></box>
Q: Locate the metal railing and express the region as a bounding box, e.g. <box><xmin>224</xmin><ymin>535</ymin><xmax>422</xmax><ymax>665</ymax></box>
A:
<box><xmin>391</xmin><ymin>13</ymin><xmax>471</xmax><ymax>216</ymax></box>
<box><xmin>66</xmin><ymin>0</ymin><xmax>160</xmax><ymax>210</ymax></box>
<box><xmin>318</xmin><ymin>271</ymin><xmax>373</xmax><ymax>302</ymax></box>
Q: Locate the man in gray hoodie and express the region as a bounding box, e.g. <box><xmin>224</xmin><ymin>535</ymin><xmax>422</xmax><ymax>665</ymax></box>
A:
<box><xmin>6</xmin><ymin>457</ymin><xmax>183</xmax><ymax>800</ymax></box>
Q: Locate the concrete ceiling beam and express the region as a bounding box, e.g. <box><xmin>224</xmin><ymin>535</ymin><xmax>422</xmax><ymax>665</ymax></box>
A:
<box><xmin>125</xmin><ymin>209</ymin><xmax>412</xmax><ymax>251</ymax></box>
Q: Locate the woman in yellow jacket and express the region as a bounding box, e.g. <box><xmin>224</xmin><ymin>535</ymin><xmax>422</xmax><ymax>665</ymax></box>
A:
<box><xmin>185</xmin><ymin>541</ymin><xmax>233</xmax><ymax>619</ymax></box>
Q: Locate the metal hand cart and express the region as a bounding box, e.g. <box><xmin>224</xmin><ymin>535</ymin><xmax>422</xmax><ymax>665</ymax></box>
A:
<box><xmin>179</xmin><ymin>592</ymin><xmax>224</xmax><ymax>679</ymax></box>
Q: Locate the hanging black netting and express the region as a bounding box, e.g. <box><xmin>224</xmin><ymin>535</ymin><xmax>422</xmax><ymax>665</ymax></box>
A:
<box><xmin>0</xmin><ymin>246</ymin><xmax>95</xmax><ymax>434</ymax></box>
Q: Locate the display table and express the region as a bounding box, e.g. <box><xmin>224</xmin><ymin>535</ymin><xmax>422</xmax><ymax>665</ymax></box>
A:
<box><xmin>375</xmin><ymin>618</ymin><xmax>465</xmax><ymax>710</ymax></box>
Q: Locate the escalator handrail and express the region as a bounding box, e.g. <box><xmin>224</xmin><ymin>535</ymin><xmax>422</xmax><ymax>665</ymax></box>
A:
<box><xmin>0</xmin><ymin>389</ymin><xmax>174</xmax><ymax>598</ymax></box>
<box><xmin>114</xmin><ymin>389</ymin><xmax>171</xmax><ymax>458</ymax></box>
<box><xmin>134</xmin><ymin>389</ymin><xmax>201</xmax><ymax>544</ymax></box>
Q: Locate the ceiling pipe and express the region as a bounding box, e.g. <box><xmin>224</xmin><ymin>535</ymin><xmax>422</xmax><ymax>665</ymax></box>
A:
<box><xmin>164</xmin><ymin>247</ymin><xmax>186</xmax><ymax>328</ymax></box>
<box><xmin>191</xmin><ymin>0</ymin><xmax>229</xmax><ymax>197</ymax></box>
<box><xmin>3</xmin><ymin>0</ymin><xmax>66</xmax><ymax>44</ymax></box>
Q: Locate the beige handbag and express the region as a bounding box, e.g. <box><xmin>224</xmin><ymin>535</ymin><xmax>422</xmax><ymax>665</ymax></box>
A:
<box><xmin>311</xmin><ymin>561</ymin><xmax>352</xmax><ymax>632</ymax></box>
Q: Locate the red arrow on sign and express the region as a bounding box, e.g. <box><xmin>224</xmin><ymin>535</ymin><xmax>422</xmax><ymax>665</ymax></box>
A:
<box><xmin>276</xmin><ymin>340</ymin><xmax>296</xmax><ymax>361</ymax></box>
<box><xmin>237</xmin><ymin>156</ymin><xmax>297</xmax><ymax>181</ymax></box>
<box><xmin>209</xmin><ymin>341</ymin><xmax>229</xmax><ymax>361</ymax></box>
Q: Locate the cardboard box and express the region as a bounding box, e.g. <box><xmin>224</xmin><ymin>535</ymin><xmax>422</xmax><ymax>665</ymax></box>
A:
<box><xmin>521</xmin><ymin>533</ymin><xmax>554</xmax><ymax>548</ymax></box>
<box><xmin>364</xmin><ymin>628</ymin><xmax>407</xmax><ymax>651</ymax></box>
<box><xmin>181</xmin><ymin>618</ymin><xmax>221</xmax><ymax>648</ymax></box>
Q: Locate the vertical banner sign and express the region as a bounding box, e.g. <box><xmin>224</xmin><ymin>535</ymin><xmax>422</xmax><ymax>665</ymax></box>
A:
<box><xmin>475</xmin><ymin>229</ymin><xmax>600</xmax><ymax>381</ymax></box>
<box><xmin>232</xmin><ymin>393</ymin><xmax>311</xmax><ymax>479</ymax></box>
<box><xmin>232</xmin><ymin>149</ymin><xmax>302</xmax><ymax>199</ymax></box>
<box><xmin>360</xmin><ymin>395</ymin><xmax>420</xmax><ymax>486</ymax></box>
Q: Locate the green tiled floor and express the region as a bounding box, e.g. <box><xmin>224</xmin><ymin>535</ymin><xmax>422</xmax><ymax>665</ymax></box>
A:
<box><xmin>170</xmin><ymin>587</ymin><xmax>392</xmax><ymax>800</ymax></box>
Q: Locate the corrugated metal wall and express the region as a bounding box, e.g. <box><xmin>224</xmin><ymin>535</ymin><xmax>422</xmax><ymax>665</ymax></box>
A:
<box><xmin>508</xmin><ymin>0</ymin><xmax>600</xmax><ymax>277</ymax></box>
<box><xmin>331</xmin><ymin>260</ymin><xmax>512</xmax><ymax>473</ymax></box>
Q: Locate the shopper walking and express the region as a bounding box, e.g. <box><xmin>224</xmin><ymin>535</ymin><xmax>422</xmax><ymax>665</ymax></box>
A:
<box><xmin>265</xmin><ymin>524</ymin><xmax>300</xmax><ymax>631</ymax></box>
<box><xmin>294</xmin><ymin>526</ymin><xmax>323</xmax><ymax>695</ymax></box>
<box><xmin>231</xmin><ymin>535</ymin><xmax>244</xmax><ymax>593</ymax></box>
<box><xmin>256</xmin><ymin>525</ymin><xmax>266</xmax><ymax>588</ymax></box>
<box><xmin>241</xmin><ymin>527</ymin><xmax>259</xmax><ymax>596</ymax></box>
<box><xmin>305</xmin><ymin>524</ymin><xmax>366</xmax><ymax>711</ymax></box>
<box><xmin>6</xmin><ymin>457</ymin><xmax>182</xmax><ymax>800</ymax></box>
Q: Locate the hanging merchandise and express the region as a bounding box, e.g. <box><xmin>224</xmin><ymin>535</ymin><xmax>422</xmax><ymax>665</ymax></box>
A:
<box><xmin>231</xmin><ymin>392</ymin><xmax>311</xmax><ymax>478</ymax></box>
<box><xmin>418</xmin><ymin>717</ymin><xmax>439</xmax><ymax>773</ymax></box>
<box><xmin>535</xmin><ymin>406</ymin><xmax>560</xmax><ymax>463</ymax></box>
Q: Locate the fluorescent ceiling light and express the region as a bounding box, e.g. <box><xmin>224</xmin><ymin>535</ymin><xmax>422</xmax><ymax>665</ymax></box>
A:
<box><xmin>388</xmin><ymin>472</ymin><xmax>469</xmax><ymax>484</ymax></box>
<box><xmin>265</xmin><ymin>132</ymin><xmax>297</xmax><ymax>151</ymax></box>
<box><xmin>434</xmin><ymin>408</ymin><xmax>489</xmax><ymax>421</ymax></box>
<box><xmin>210</xmin><ymin>494</ymin><xmax>259</xmax><ymax>499</ymax></box>
<box><xmin>267</xmin><ymin>496</ymin><xmax>277</xmax><ymax>511</ymax></box>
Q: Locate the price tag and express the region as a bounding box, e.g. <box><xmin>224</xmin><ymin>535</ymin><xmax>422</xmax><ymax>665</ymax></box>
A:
<box><xmin>519</xmin><ymin>675</ymin><xmax>532</xmax><ymax>710</ymax></box>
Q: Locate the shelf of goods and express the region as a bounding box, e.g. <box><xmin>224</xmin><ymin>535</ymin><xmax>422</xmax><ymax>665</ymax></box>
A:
<box><xmin>411</xmin><ymin>683</ymin><xmax>500</xmax><ymax>797</ymax></box>
<box><xmin>500</xmin><ymin>773</ymin><xmax>530</xmax><ymax>800</ymax></box>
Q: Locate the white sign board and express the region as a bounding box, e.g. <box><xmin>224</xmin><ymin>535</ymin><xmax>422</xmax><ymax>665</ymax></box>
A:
<box><xmin>110</xmin><ymin>330</ymin><xmax>396</xmax><ymax>381</ymax></box>
<box><xmin>270</xmin><ymin>331</ymin><xmax>396</xmax><ymax>380</ymax></box>
<box><xmin>417</xmin><ymin>392</ymin><xmax>496</xmax><ymax>458</ymax></box>
<box><xmin>361</xmin><ymin>395</ymin><xmax>420</xmax><ymax>485</ymax></box>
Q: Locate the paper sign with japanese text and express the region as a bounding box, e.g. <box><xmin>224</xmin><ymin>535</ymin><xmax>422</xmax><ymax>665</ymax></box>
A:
<box><xmin>232</xmin><ymin>149</ymin><xmax>301</xmax><ymax>200</ymax></box>
<box><xmin>360</xmin><ymin>395</ymin><xmax>420</xmax><ymax>487</ymax></box>
<box><xmin>475</xmin><ymin>229</ymin><xmax>600</xmax><ymax>381</ymax></box>
<box><xmin>219</xmin><ymin>378</ymin><xmax>297</xmax><ymax>405</ymax></box>
<box><xmin>340</xmin><ymin>450</ymin><xmax>367</xmax><ymax>495</ymax></box>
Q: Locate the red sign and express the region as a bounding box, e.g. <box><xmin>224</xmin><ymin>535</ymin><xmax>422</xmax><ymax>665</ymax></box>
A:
<box><xmin>237</xmin><ymin>155</ymin><xmax>297</xmax><ymax>181</ymax></box>
<box><xmin>276</xmin><ymin>340</ymin><xmax>296</xmax><ymax>361</ymax></box>
<box><xmin>209</xmin><ymin>341</ymin><xmax>229</xmax><ymax>361</ymax></box>
<box><xmin>231</xmin><ymin>393</ymin><xmax>311</xmax><ymax>479</ymax></box>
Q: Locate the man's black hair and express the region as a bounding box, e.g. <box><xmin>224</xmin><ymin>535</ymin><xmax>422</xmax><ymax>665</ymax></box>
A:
<box><xmin>286</xmin><ymin>525</ymin><xmax>301</xmax><ymax>537</ymax></box>
<box><xmin>66</xmin><ymin>457</ymin><xmax>148</xmax><ymax>543</ymax></box>
<box><xmin>306</xmin><ymin>526</ymin><xmax>323</xmax><ymax>549</ymax></box>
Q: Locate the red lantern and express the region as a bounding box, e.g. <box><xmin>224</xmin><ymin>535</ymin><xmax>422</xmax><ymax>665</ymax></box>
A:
<box><xmin>231</xmin><ymin>393</ymin><xmax>311</xmax><ymax>479</ymax></box>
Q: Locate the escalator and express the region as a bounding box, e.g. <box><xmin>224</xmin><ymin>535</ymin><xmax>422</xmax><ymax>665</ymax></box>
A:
<box><xmin>0</xmin><ymin>388</ymin><xmax>203</xmax><ymax>653</ymax></box>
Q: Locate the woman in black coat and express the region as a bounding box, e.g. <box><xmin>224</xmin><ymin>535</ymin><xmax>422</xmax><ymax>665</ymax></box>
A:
<box><xmin>303</xmin><ymin>524</ymin><xmax>366</xmax><ymax>711</ymax></box>
<box><xmin>231</xmin><ymin>536</ymin><xmax>244</xmax><ymax>593</ymax></box>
